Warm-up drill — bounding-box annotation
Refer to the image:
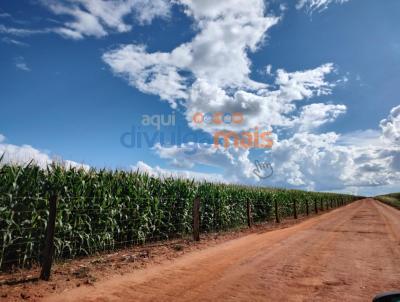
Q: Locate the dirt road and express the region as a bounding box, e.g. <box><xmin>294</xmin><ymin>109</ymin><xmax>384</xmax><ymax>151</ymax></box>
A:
<box><xmin>45</xmin><ymin>199</ymin><xmax>400</xmax><ymax>302</ymax></box>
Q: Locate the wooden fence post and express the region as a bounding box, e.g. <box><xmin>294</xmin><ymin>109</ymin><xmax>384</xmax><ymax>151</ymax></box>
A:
<box><xmin>293</xmin><ymin>199</ymin><xmax>298</xmax><ymax>219</ymax></box>
<box><xmin>193</xmin><ymin>197</ymin><xmax>200</xmax><ymax>241</ymax></box>
<box><xmin>274</xmin><ymin>198</ymin><xmax>280</xmax><ymax>223</ymax></box>
<box><xmin>306</xmin><ymin>199</ymin><xmax>309</xmax><ymax>216</ymax></box>
<box><xmin>247</xmin><ymin>200</ymin><xmax>253</xmax><ymax>228</ymax></box>
<box><xmin>314</xmin><ymin>200</ymin><xmax>318</xmax><ymax>214</ymax></box>
<box><xmin>320</xmin><ymin>200</ymin><xmax>324</xmax><ymax>211</ymax></box>
<box><xmin>40</xmin><ymin>194</ymin><xmax>57</xmax><ymax>281</ymax></box>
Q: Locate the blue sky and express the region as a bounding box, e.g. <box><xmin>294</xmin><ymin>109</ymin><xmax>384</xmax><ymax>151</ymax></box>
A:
<box><xmin>0</xmin><ymin>0</ymin><xmax>399</xmax><ymax>196</ymax></box>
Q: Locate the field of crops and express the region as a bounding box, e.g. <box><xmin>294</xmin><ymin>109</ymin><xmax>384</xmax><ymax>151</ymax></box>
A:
<box><xmin>375</xmin><ymin>193</ymin><xmax>400</xmax><ymax>209</ymax></box>
<box><xmin>0</xmin><ymin>162</ymin><xmax>363</xmax><ymax>270</ymax></box>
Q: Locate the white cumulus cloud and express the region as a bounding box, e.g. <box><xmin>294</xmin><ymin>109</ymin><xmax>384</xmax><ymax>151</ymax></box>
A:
<box><xmin>102</xmin><ymin>0</ymin><xmax>388</xmax><ymax>193</ymax></box>
<box><xmin>153</xmin><ymin>142</ymin><xmax>257</xmax><ymax>183</ymax></box>
<box><xmin>380</xmin><ymin>105</ymin><xmax>400</xmax><ymax>145</ymax></box>
<box><xmin>103</xmin><ymin>1</ymin><xmax>344</xmax><ymax>136</ymax></box>
<box><xmin>147</xmin><ymin>105</ymin><xmax>400</xmax><ymax>193</ymax></box>
<box><xmin>295</xmin><ymin>103</ymin><xmax>347</xmax><ymax>132</ymax></box>
<box><xmin>131</xmin><ymin>160</ymin><xmax>225</xmax><ymax>183</ymax></box>
<box><xmin>0</xmin><ymin>134</ymin><xmax>89</xmax><ymax>170</ymax></box>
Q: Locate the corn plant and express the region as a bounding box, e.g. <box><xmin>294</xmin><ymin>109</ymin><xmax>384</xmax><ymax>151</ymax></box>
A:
<box><xmin>0</xmin><ymin>160</ymin><xmax>364</xmax><ymax>270</ymax></box>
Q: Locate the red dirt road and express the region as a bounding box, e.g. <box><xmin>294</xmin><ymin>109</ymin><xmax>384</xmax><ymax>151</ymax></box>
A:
<box><xmin>45</xmin><ymin>199</ymin><xmax>400</xmax><ymax>302</ymax></box>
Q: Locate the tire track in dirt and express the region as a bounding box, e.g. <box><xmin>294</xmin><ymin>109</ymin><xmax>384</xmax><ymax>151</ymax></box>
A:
<box><xmin>307</xmin><ymin>199</ymin><xmax>400</xmax><ymax>301</ymax></box>
<box><xmin>184</xmin><ymin>201</ymin><xmax>363</xmax><ymax>302</ymax></box>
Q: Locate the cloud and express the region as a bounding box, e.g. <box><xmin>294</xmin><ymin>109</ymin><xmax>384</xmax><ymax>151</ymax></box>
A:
<box><xmin>103</xmin><ymin>0</ymin><xmax>279</xmax><ymax>101</ymax></box>
<box><xmin>0</xmin><ymin>143</ymin><xmax>52</xmax><ymax>168</ymax></box>
<box><xmin>0</xmin><ymin>133</ymin><xmax>89</xmax><ymax>170</ymax></box>
<box><xmin>148</xmin><ymin>105</ymin><xmax>400</xmax><ymax>192</ymax></box>
<box><xmin>40</xmin><ymin>0</ymin><xmax>171</xmax><ymax>39</ymax></box>
<box><xmin>295</xmin><ymin>103</ymin><xmax>347</xmax><ymax>132</ymax></box>
<box><xmin>270</xmin><ymin>124</ymin><xmax>400</xmax><ymax>191</ymax></box>
<box><xmin>103</xmin><ymin>1</ymin><xmax>344</xmax><ymax>135</ymax></box>
<box><xmin>177</xmin><ymin>0</ymin><xmax>279</xmax><ymax>89</ymax></box>
<box><xmin>153</xmin><ymin>142</ymin><xmax>258</xmax><ymax>183</ymax></box>
<box><xmin>264</xmin><ymin>64</ymin><xmax>273</xmax><ymax>75</ymax></box>
<box><xmin>131</xmin><ymin>160</ymin><xmax>225</xmax><ymax>183</ymax></box>
<box><xmin>296</xmin><ymin>0</ymin><xmax>350</xmax><ymax>14</ymax></box>
<box><xmin>1</xmin><ymin>37</ymin><xmax>29</xmax><ymax>47</ymax></box>
<box><xmin>185</xmin><ymin>63</ymin><xmax>338</xmax><ymax>133</ymax></box>
<box><xmin>337</xmin><ymin>129</ymin><xmax>381</xmax><ymax>147</ymax></box>
<box><xmin>103</xmin><ymin>44</ymin><xmax>189</xmax><ymax>107</ymax></box>
<box><xmin>275</xmin><ymin>63</ymin><xmax>335</xmax><ymax>101</ymax></box>
<box><xmin>0</xmin><ymin>0</ymin><xmax>171</xmax><ymax>40</ymax></box>
<box><xmin>61</xmin><ymin>159</ymin><xmax>90</xmax><ymax>170</ymax></box>
<box><xmin>0</xmin><ymin>24</ymin><xmax>52</xmax><ymax>36</ymax></box>
<box><xmin>274</xmin><ymin>107</ymin><xmax>400</xmax><ymax>190</ymax></box>
<box><xmin>271</xmin><ymin>132</ymin><xmax>348</xmax><ymax>188</ymax></box>
<box><xmin>380</xmin><ymin>105</ymin><xmax>400</xmax><ymax>145</ymax></box>
<box><xmin>101</xmin><ymin>1</ymin><xmax>398</xmax><ymax>193</ymax></box>
<box><xmin>0</xmin><ymin>12</ymin><xmax>11</xmax><ymax>18</ymax></box>
<box><xmin>154</xmin><ymin>132</ymin><xmax>351</xmax><ymax>189</ymax></box>
<box><xmin>14</xmin><ymin>56</ymin><xmax>30</xmax><ymax>71</ymax></box>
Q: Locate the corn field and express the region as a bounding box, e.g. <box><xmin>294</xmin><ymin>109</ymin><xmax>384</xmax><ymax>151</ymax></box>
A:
<box><xmin>375</xmin><ymin>193</ymin><xmax>400</xmax><ymax>210</ymax></box>
<box><xmin>0</xmin><ymin>162</ymin><xmax>363</xmax><ymax>270</ymax></box>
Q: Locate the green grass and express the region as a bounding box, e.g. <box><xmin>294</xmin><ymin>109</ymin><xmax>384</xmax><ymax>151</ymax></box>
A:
<box><xmin>0</xmin><ymin>161</ymin><xmax>364</xmax><ymax>270</ymax></box>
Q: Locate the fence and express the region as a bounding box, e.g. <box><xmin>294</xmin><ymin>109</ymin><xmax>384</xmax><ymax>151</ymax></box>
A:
<box><xmin>0</xmin><ymin>193</ymin><xmax>360</xmax><ymax>281</ymax></box>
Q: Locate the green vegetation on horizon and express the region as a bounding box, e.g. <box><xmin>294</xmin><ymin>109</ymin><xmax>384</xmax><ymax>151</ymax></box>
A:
<box><xmin>0</xmin><ymin>162</ymin><xmax>364</xmax><ymax>270</ymax></box>
<box><xmin>375</xmin><ymin>193</ymin><xmax>400</xmax><ymax>209</ymax></box>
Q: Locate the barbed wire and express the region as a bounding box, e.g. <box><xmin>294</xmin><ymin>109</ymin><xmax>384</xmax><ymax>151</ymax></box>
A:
<box><xmin>0</xmin><ymin>194</ymin><xmax>351</xmax><ymax>271</ymax></box>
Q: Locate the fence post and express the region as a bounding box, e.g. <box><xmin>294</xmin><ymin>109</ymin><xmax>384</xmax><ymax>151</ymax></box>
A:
<box><xmin>320</xmin><ymin>200</ymin><xmax>324</xmax><ymax>211</ymax></box>
<box><xmin>193</xmin><ymin>197</ymin><xmax>200</xmax><ymax>241</ymax></box>
<box><xmin>306</xmin><ymin>199</ymin><xmax>309</xmax><ymax>216</ymax></box>
<box><xmin>293</xmin><ymin>199</ymin><xmax>298</xmax><ymax>219</ymax></box>
<box><xmin>247</xmin><ymin>200</ymin><xmax>253</xmax><ymax>227</ymax></box>
<box><xmin>314</xmin><ymin>200</ymin><xmax>318</xmax><ymax>214</ymax></box>
<box><xmin>274</xmin><ymin>198</ymin><xmax>280</xmax><ymax>223</ymax></box>
<box><xmin>40</xmin><ymin>194</ymin><xmax>57</xmax><ymax>281</ymax></box>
